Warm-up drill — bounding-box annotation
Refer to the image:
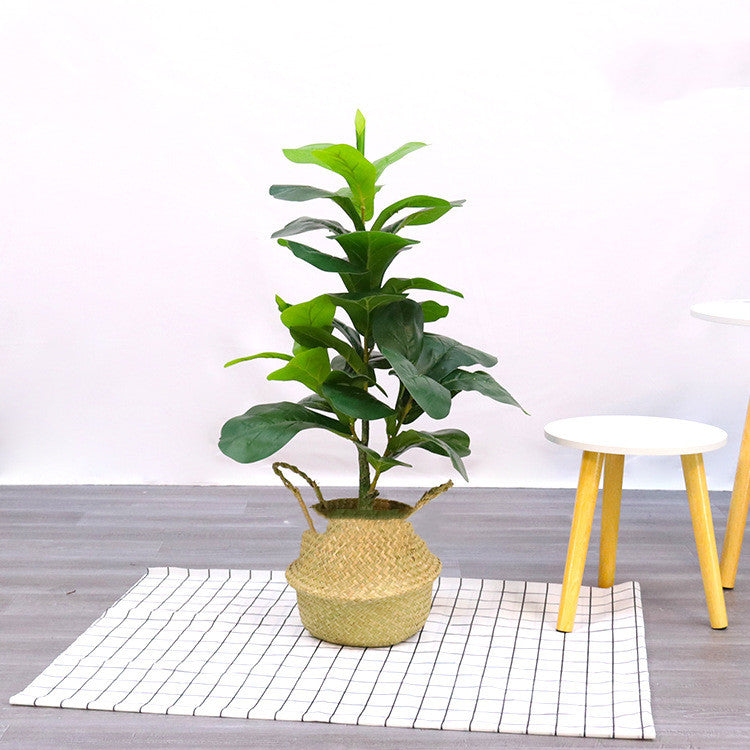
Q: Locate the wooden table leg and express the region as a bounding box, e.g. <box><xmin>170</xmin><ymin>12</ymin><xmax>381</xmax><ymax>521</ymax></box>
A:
<box><xmin>599</xmin><ymin>453</ymin><xmax>624</xmax><ymax>588</ymax></box>
<box><xmin>681</xmin><ymin>453</ymin><xmax>728</xmax><ymax>629</ymax></box>
<box><xmin>720</xmin><ymin>396</ymin><xmax>750</xmax><ymax>589</ymax></box>
<box><xmin>557</xmin><ymin>451</ymin><xmax>604</xmax><ymax>633</ymax></box>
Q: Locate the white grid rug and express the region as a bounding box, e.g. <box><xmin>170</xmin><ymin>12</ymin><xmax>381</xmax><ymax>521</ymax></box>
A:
<box><xmin>10</xmin><ymin>568</ymin><xmax>654</xmax><ymax>739</ymax></box>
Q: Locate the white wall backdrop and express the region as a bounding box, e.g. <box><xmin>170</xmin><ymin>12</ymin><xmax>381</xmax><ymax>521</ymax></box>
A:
<box><xmin>2</xmin><ymin>1</ymin><xmax>750</xmax><ymax>490</ymax></box>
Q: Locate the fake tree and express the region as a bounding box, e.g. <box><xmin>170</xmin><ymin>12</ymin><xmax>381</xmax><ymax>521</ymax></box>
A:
<box><xmin>219</xmin><ymin>111</ymin><xmax>524</xmax><ymax>512</ymax></box>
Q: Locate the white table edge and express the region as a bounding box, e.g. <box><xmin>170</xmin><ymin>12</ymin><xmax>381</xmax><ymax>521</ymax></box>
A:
<box><xmin>690</xmin><ymin>304</ymin><xmax>750</xmax><ymax>327</ymax></box>
<box><xmin>544</xmin><ymin>429</ymin><xmax>727</xmax><ymax>456</ymax></box>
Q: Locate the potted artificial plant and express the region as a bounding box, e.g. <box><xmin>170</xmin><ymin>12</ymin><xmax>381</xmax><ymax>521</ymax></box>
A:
<box><xmin>219</xmin><ymin>112</ymin><xmax>524</xmax><ymax>647</ymax></box>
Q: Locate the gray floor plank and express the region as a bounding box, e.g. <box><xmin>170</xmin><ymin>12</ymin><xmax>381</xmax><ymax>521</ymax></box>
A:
<box><xmin>1</xmin><ymin>485</ymin><xmax>748</xmax><ymax>748</ymax></box>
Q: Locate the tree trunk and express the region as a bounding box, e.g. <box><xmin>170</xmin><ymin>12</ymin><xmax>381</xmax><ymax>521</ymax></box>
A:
<box><xmin>358</xmin><ymin>420</ymin><xmax>371</xmax><ymax>509</ymax></box>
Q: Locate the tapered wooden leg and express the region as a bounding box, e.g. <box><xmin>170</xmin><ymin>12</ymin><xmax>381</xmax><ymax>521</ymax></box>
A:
<box><xmin>720</xmin><ymin>396</ymin><xmax>750</xmax><ymax>589</ymax></box>
<box><xmin>599</xmin><ymin>453</ymin><xmax>624</xmax><ymax>588</ymax></box>
<box><xmin>681</xmin><ymin>453</ymin><xmax>728</xmax><ymax>629</ymax></box>
<box><xmin>557</xmin><ymin>451</ymin><xmax>604</xmax><ymax>632</ymax></box>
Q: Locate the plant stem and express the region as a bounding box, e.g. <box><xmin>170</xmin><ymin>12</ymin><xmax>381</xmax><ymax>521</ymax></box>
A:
<box><xmin>368</xmin><ymin>467</ymin><xmax>382</xmax><ymax>493</ymax></box>
<box><xmin>358</xmin><ymin>421</ymin><xmax>371</xmax><ymax>509</ymax></box>
<box><xmin>357</xmin><ymin>334</ymin><xmax>372</xmax><ymax>510</ymax></box>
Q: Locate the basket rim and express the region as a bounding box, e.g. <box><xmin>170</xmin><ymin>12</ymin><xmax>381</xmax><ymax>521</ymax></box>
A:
<box><xmin>286</xmin><ymin>569</ymin><xmax>440</xmax><ymax>603</ymax></box>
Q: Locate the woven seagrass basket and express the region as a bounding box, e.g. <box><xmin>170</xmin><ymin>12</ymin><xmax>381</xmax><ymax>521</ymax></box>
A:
<box><xmin>273</xmin><ymin>463</ymin><xmax>450</xmax><ymax>648</ymax></box>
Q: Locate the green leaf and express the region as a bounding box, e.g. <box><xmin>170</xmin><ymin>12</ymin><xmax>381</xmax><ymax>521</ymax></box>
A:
<box><xmin>297</xmin><ymin>394</ymin><xmax>335</xmax><ymax>413</ymax></box>
<box><xmin>277</xmin><ymin>238</ymin><xmax>358</xmax><ymax>274</ymax></box>
<box><xmin>328</xmin><ymin>292</ymin><xmax>407</xmax><ymax>335</ymax></box>
<box><xmin>280</xmin><ymin>295</ymin><xmax>336</xmax><ymax>330</ymax></box>
<box><xmin>332</xmin><ymin>318</ymin><xmax>362</xmax><ymax>354</ymax></box>
<box><xmin>330</xmin><ymin>195</ymin><xmax>366</xmax><ymax>230</ymax></box>
<box><xmin>421</xmin><ymin>300</ymin><xmax>449</xmax><ymax>322</ymax></box>
<box><xmin>383</xmin><ymin>200</ymin><xmax>465</xmax><ymax>233</ymax></box>
<box><xmin>324</xmin><ymin>368</ymin><xmax>372</xmax><ymax>388</ymax></box>
<box><xmin>380</xmin><ymin>347</ymin><xmax>451</xmax><ymax>419</ymax></box>
<box><xmin>275</xmin><ymin>294</ymin><xmax>291</xmax><ymax>312</ymax></box>
<box><xmin>373</xmin><ymin>142</ymin><xmax>427</xmax><ymax>179</ymax></box>
<box><xmin>288</xmin><ymin>326</ymin><xmax>370</xmax><ymax>376</ymax></box>
<box><xmin>334</xmin><ymin>183</ymin><xmax>382</xmax><ymax>204</ymax></box>
<box><xmin>269</xmin><ymin>185</ymin><xmax>364</xmax><ymax>230</ymax></box>
<box><xmin>269</xmin><ymin>184</ymin><xmax>334</xmax><ymax>201</ymax></box>
<box><xmin>331</xmin><ymin>354</ymin><xmax>351</xmax><ymax>373</ymax></box>
<box><xmin>389</xmin><ymin>428</ymin><xmax>470</xmax><ymax>480</ymax></box>
<box><xmin>357</xmin><ymin>444</ymin><xmax>411</xmax><ymax>473</ymax></box>
<box><xmin>440</xmin><ymin>369</ymin><xmax>527</xmax><ymax>413</ymax></box>
<box><xmin>311</xmin><ymin>144</ymin><xmax>378</xmax><ymax>221</ymax></box>
<box><xmin>267</xmin><ymin>347</ymin><xmax>331</xmax><ymax>392</ymax></box>
<box><xmin>333</xmin><ymin>231</ymin><xmax>417</xmax><ymax>291</ymax></box>
<box><xmin>219</xmin><ymin>401</ymin><xmax>350</xmax><ymax>463</ymax></box>
<box><xmin>355</xmin><ymin>109</ymin><xmax>366</xmax><ymax>154</ymax></box>
<box><xmin>224</xmin><ymin>352</ymin><xmax>293</xmax><ymax>368</ymax></box>
<box><xmin>372</xmin><ymin>195</ymin><xmax>453</xmax><ymax>232</ymax></box>
<box><xmin>416</xmin><ymin>333</ymin><xmax>498</xmax><ymax>382</ymax></box>
<box><xmin>282</xmin><ymin>143</ymin><xmax>336</xmax><ymax>164</ymax></box>
<box><xmin>391</xmin><ymin>427</ymin><xmax>470</xmax><ymax>457</ymax></box>
<box><xmin>368</xmin><ymin>352</ymin><xmax>391</xmax><ymax>369</ymax></box>
<box><xmin>372</xmin><ymin>299</ymin><xmax>424</xmax><ymax>362</ymax></box>
<box><xmin>382</xmin><ymin>277</ymin><xmax>463</xmax><ymax>298</ymax></box>
<box><xmin>271</xmin><ymin>216</ymin><xmax>346</xmax><ymax>239</ymax></box>
<box><xmin>321</xmin><ymin>379</ymin><xmax>395</xmax><ymax>420</ymax></box>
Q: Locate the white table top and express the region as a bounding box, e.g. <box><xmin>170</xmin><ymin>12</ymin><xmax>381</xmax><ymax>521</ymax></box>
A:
<box><xmin>544</xmin><ymin>415</ymin><xmax>727</xmax><ymax>456</ymax></box>
<box><xmin>691</xmin><ymin>300</ymin><xmax>750</xmax><ymax>327</ymax></box>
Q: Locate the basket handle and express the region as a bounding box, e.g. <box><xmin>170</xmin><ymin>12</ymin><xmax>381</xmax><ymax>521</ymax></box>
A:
<box><xmin>410</xmin><ymin>479</ymin><xmax>453</xmax><ymax>516</ymax></box>
<box><xmin>272</xmin><ymin>462</ymin><xmax>325</xmax><ymax>534</ymax></box>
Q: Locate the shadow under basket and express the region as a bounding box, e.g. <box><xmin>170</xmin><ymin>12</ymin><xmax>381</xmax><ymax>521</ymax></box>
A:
<box><xmin>273</xmin><ymin>463</ymin><xmax>450</xmax><ymax>648</ymax></box>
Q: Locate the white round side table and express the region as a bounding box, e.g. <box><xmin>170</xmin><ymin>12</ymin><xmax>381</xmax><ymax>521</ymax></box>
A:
<box><xmin>545</xmin><ymin>415</ymin><xmax>728</xmax><ymax>632</ymax></box>
<box><xmin>691</xmin><ymin>300</ymin><xmax>750</xmax><ymax>589</ymax></box>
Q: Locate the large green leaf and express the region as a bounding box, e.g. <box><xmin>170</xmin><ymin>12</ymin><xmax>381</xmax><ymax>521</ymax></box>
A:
<box><xmin>334</xmin><ymin>231</ymin><xmax>416</xmax><ymax>290</ymax></box>
<box><xmin>373</xmin><ymin>142</ymin><xmax>426</xmax><ymax>179</ymax></box>
<box><xmin>355</xmin><ymin>110</ymin><xmax>366</xmax><ymax>154</ymax></box>
<box><xmin>372</xmin><ymin>299</ymin><xmax>424</xmax><ymax>362</ymax></box>
<box><xmin>269</xmin><ymin>185</ymin><xmax>364</xmax><ymax>230</ymax></box>
<box><xmin>321</xmin><ymin>379</ymin><xmax>395</xmax><ymax>420</ymax></box>
<box><xmin>224</xmin><ymin>352</ymin><xmax>292</xmax><ymax>368</ymax></box>
<box><xmin>288</xmin><ymin>326</ymin><xmax>370</xmax><ymax>377</ymax></box>
<box><xmin>380</xmin><ymin>347</ymin><xmax>451</xmax><ymax>419</ymax></box>
<box><xmin>219</xmin><ymin>401</ymin><xmax>350</xmax><ymax>463</ymax></box>
<box><xmin>277</xmin><ymin>238</ymin><xmax>359</xmax><ymax>274</ymax></box>
<box><xmin>388</xmin><ymin>428</ymin><xmax>470</xmax><ymax>480</ymax></box>
<box><xmin>416</xmin><ymin>333</ymin><xmax>498</xmax><ymax>381</ymax></box>
<box><xmin>440</xmin><ymin>369</ymin><xmax>527</xmax><ymax>413</ymax></box>
<box><xmin>421</xmin><ymin>300</ymin><xmax>449</xmax><ymax>322</ymax></box>
<box><xmin>267</xmin><ymin>347</ymin><xmax>331</xmax><ymax>392</ymax></box>
<box><xmin>280</xmin><ymin>295</ymin><xmax>336</xmax><ymax>330</ymax></box>
<box><xmin>282</xmin><ymin>143</ymin><xmax>336</xmax><ymax>164</ymax></box>
<box><xmin>371</xmin><ymin>195</ymin><xmax>453</xmax><ymax>232</ymax></box>
<box><xmin>271</xmin><ymin>216</ymin><xmax>346</xmax><ymax>239</ymax></box>
<box><xmin>328</xmin><ymin>291</ymin><xmax>406</xmax><ymax>334</ymax></box>
<box><xmin>382</xmin><ymin>277</ymin><xmax>463</xmax><ymax>298</ymax></box>
<box><xmin>310</xmin><ymin>144</ymin><xmax>377</xmax><ymax>221</ymax></box>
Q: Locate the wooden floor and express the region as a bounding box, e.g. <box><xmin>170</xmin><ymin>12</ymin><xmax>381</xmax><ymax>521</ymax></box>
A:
<box><xmin>1</xmin><ymin>485</ymin><xmax>748</xmax><ymax>749</ymax></box>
